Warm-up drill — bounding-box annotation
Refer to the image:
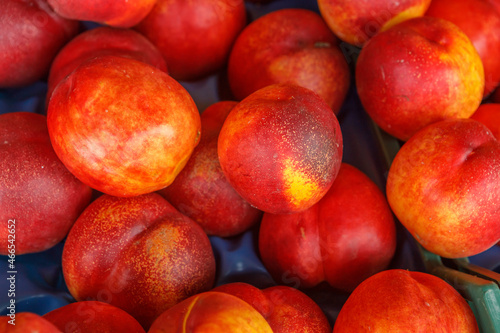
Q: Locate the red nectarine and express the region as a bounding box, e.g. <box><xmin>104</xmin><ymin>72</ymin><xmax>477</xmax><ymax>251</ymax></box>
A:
<box><xmin>0</xmin><ymin>312</ymin><xmax>61</xmax><ymax>332</ymax></box>
<box><xmin>425</xmin><ymin>0</ymin><xmax>500</xmax><ymax>97</ymax></box>
<box><xmin>356</xmin><ymin>16</ymin><xmax>485</xmax><ymax>141</ymax></box>
<box><xmin>135</xmin><ymin>0</ymin><xmax>247</xmax><ymax>81</ymax></box>
<box><xmin>0</xmin><ymin>0</ymin><xmax>79</xmax><ymax>88</ymax></box>
<box><xmin>333</xmin><ymin>269</ymin><xmax>479</xmax><ymax>332</ymax></box>
<box><xmin>227</xmin><ymin>8</ymin><xmax>350</xmax><ymax>114</ymax></box>
<box><xmin>318</xmin><ymin>0</ymin><xmax>432</xmax><ymax>46</ymax></box>
<box><xmin>386</xmin><ymin>118</ymin><xmax>500</xmax><ymax>258</ymax></box>
<box><xmin>62</xmin><ymin>193</ymin><xmax>216</xmax><ymax>328</ymax></box>
<box><xmin>43</xmin><ymin>301</ymin><xmax>145</xmax><ymax>332</ymax></box>
<box><xmin>47</xmin><ymin>0</ymin><xmax>157</xmax><ymax>28</ymax></box>
<box><xmin>46</xmin><ymin>26</ymin><xmax>167</xmax><ymax>103</ymax></box>
<box><xmin>213</xmin><ymin>282</ymin><xmax>332</xmax><ymax>332</ymax></box>
<box><xmin>148</xmin><ymin>291</ymin><xmax>273</xmax><ymax>332</ymax></box>
<box><xmin>158</xmin><ymin>101</ymin><xmax>263</xmax><ymax>237</ymax></box>
<box><xmin>259</xmin><ymin>163</ymin><xmax>397</xmax><ymax>291</ymax></box>
<box><xmin>218</xmin><ymin>83</ymin><xmax>343</xmax><ymax>214</ymax></box>
<box><xmin>47</xmin><ymin>55</ymin><xmax>201</xmax><ymax>197</ymax></box>
<box><xmin>0</xmin><ymin>112</ymin><xmax>92</xmax><ymax>255</ymax></box>
<box><xmin>471</xmin><ymin>103</ymin><xmax>500</xmax><ymax>141</ymax></box>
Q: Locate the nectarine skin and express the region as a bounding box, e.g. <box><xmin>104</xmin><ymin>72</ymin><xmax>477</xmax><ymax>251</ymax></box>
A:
<box><xmin>356</xmin><ymin>16</ymin><xmax>484</xmax><ymax>141</ymax></box>
<box><xmin>158</xmin><ymin>101</ymin><xmax>263</xmax><ymax>237</ymax></box>
<box><xmin>212</xmin><ymin>282</ymin><xmax>273</xmax><ymax>319</ymax></box>
<box><xmin>218</xmin><ymin>83</ymin><xmax>343</xmax><ymax>214</ymax></box>
<box><xmin>135</xmin><ymin>0</ymin><xmax>247</xmax><ymax>81</ymax></box>
<box><xmin>0</xmin><ymin>112</ymin><xmax>92</xmax><ymax>255</ymax></box>
<box><xmin>148</xmin><ymin>291</ymin><xmax>273</xmax><ymax>333</ymax></box>
<box><xmin>387</xmin><ymin>118</ymin><xmax>500</xmax><ymax>258</ymax></box>
<box><xmin>213</xmin><ymin>282</ymin><xmax>332</xmax><ymax>333</ymax></box>
<box><xmin>425</xmin><ymin>0</ymin><xmax>500</xmax><ymax>97</ymax></box>
<box><xmin>259</xmin><ymin>163</ymin><xmax>396</xmax><ymax>291</ymax></box>
<box><xmin>62</xmin><ymin>193</ymin><xmax>216</xmax><ymax>329</ymax></box>
<box><xmin>43</xmin><ymin>301</ymin><xmax>145</xmax><ymax>333</ymax></box>
<box><xmin>46</xmin><ymin>26</ymin><xmax>168</xmax><ymax>103</ymax></box>
<box><xmin>47</xmin><ymin>0</ymin><xmax>156</xmax><ymax>27</ymax></box>
<box><xmin>227</xmin><ymin>8</ymin><xmax>350</xmax><ymax>114</ymax></box>
<box><xmin>0</xmin><ymin>0</ymin><xmax>80</xmax><ymax>88</ymax></box>
<box><xmin>47</xmin><ymin>55</ymin><xmax>201</xmax><ymax>197</ymax></box>
<box><xmin>318</xmin><ymin>0</ymin><xmax>432</xmax><ymax>46</ymax></box>
<box><xmin>471</xmin><ymin>103</ymin><xmax>500</xmax><ymax>141</ymax></box>
<box><xmin>333</xmin><ymin>269</ymin><xmax>479</xmax><ymax>332</ymax></box>
<box><xmin>0</xmin><ymin>312</ymin><xmax>61</xmax><ymax>333</ymax></box>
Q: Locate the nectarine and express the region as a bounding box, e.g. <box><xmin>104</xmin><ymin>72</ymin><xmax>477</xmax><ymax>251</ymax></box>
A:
<box><xmin>43</xmin><ymin>301</ymin><xmax>145</xmax><ymax>332</ymax></box>
<box><xmin>227</xmin><ymin>8</ymin><xmax>350</xmax><ymax>114</ymax></box>
<box><xmin>425</xmin><ymin>0</ymin><xmax>500</xmax><ymax>97</ymax></box>
<box><xmin>0</xmin><ymin>112</ymin><xmax>92</xmax><ymax>255</ymax></box>
<box><xmin>213</xmin><ymin>282</ymin><xmax>332</xmax><ymax>332</ymax></box>
<box><xmin>471</xmin><ymin>103</ymin><xmax>500</xmax><ymax>140</ymax></box>
<box><xmin>148</xmin><ymin>291</ymin><xmax>273</xmax><ymax>332</ymax></box>
<box><xmin>259</xmin><ymin>163</ymin><xmax>397</xmax><ymax>291</ymax></box>
<box><xmin>135</xmin><ymin>0</ymin><xmax>247</xmax><ymax>81</ymax></box>
<box><xmin>47</xmin><ymin>0</ymin><xmax>156</xmax><ymax>28</ymax></box>
<box><xmin>47</xmin><ymin>55</ymin><xmax>201</xmax><ymax>197</ymax></box>
<box><xmin>318</xmin><ymin>0</ymin><xmax>432</xmax><ymax>46</ymax></box>
<box><xmin>158</xmin><ymin>101</ymin><xmax>263</xmax><ymax>237</ymax></box>
<box><xmin>0</xmin><ymin>0</ymin><xmax>79</xmax><ymax>88</ymax></box>
<box><xmin>46</xmin><ymin>26</ymin><xmax>167</xmax><ymax>103</ymax></box>
<box><xmin>0</xmin><ymin>312</ymin><xmax>61</xmax><ymax>332</ymax></box>
<box><xmin>386</xmin><ymin>118</ymin><xmax>500</xmax><ymax>258</ymax></box>
<box><xmin>218</xmin><ymin>83</ymin><xmax>343</xmax><ymax>214</ymax></box>
<box><xmin>333</xmin><ymin>269</ymin><xmax>479</xmax><ymax>332</ymax></box>
<box><xmin>62</xmin><ymin>193</ymin><xmax>216</xmax><ymax>328</ymax></box>
<box><xmin>356</xmin><ymin>16</ymin><xmax>484</xmax><ymax>141</ymax></box>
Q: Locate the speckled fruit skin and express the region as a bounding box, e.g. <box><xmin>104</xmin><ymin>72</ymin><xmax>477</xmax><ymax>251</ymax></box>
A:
<box><xmin>61</xmin><ymin>193</ymin><xmax>216</xmax><ymax>329</ymax></box>
<box><xmin>47</xmin><ymin>55</ymin><xmax>201</xmax><ymax>197</ymax></box>
<box><xmin>158</xmin><ymin>101</ymin><xmax>262</xmax><ymax>237</ymax></box>
<box><xmin>0</xmin><ymin>312</ymin><xmax>61</xmax><ymax>332</ymax></box>
<box><xmin>213</xmin><ymin>282</ymin><xmax>331</xmax><ymax>333</ymax></box>
<box><xmin>148</xmin><ymin>291</ymin><xmax>273</xmax><ymax>333</ymax></box>
<box><xmin>218</xmin><ymin>83</ymin><xmax>343</xmax><ymax>215</ymax></box>
<box><xmin>356</xmin><ymin>16</ymin><xmax>485</xmax><ymax>141</ymax></box>
<box><xmin>386</xmin><ymin>118</ymin><xmax>500</xmax><ymax>258</ymax></box>
<box><xmin>135</xmin><ymin>0</ymin><xmax>247</xmax><ymax>81</ymax></box>
<box><xmin>425</xmin><ymin>0</ymin><xmax>500</xmax><ymax>97</ymax></box>
<box><xmin>259</xmin><ymin>163</ymin><xmax>397</xmax><ymax>291</ymax></box>
<box><xmin>0</xmin><ymin>0</ymin><xmax>80</xmax><ymax>88</ymax></box>
<box><xmin>227</xmin><ymin>8</ymin><xmax>350</xmax><ymax>114</ymax></box>
<box><xmin>46</xmin><ymin>26</ymin><xmax>168</xmax><ymax>103</ymax></box>
<box><xmin>333</xmin><ymin>269</ymin><xmax>479</xmax><ymax>332</ymax></box>
<box><xmin>471</xmin><ymin>103</ymin><xmax>500</xmax><ymax>141</ymax></box>
<box><xmin>317</xmin><ymin>0</ymin><xmax>432</xmax><ymax>46</ymax></box>
<box><xmin>43</xmin><ymin>301</ymin><xmax>145</xmax><ymax>333</ymax></box>
<box><xmin>47</xmin><ymin>0</ymin><xmax>156</xmax><ymax>28</ymax></box>
<box><xmin>0</xmin><ymin>112</ymin><xmax>92</xmax><ymax>255</ymax></box>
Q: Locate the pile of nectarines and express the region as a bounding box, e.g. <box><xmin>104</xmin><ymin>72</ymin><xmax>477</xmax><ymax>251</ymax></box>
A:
<box><xmin>1</xmin><ymin>0</ymin><xmax>500</xmax><ymax>332</ymax></box>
